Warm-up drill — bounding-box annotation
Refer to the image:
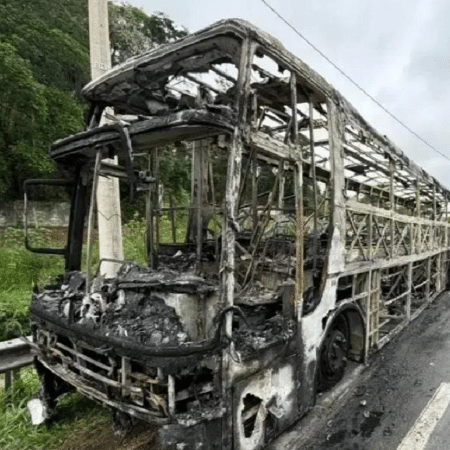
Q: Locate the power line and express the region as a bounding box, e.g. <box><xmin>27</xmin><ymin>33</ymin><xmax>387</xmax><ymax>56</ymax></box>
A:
<box><xmin>260</xmin><ymin>0</ymin><xmax>450</xmax><ymax>162</ymax></box>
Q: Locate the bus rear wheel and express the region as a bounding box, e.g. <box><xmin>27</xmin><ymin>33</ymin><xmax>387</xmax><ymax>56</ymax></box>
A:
<box><xmin>317</xmin><ymin>315</ymin><xmax>349</xmax><ymax>392</ymax></box>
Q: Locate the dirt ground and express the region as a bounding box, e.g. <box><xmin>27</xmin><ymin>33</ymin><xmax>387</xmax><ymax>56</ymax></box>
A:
<box><xmin>58</xmin><ymin>420</ymin><xmax>159</xmax><ymax>450</ymax></box>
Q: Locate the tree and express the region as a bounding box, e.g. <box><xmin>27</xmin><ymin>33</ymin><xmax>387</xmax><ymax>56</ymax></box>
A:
<box><xmin>0</xmin><ymin>43</ymin><xmax>49</xmax><ymax>197</ymax></box>
<box><xmin>0</xmin><ymin>0</ymin><xmax>89</xmax><ymax>200</ymax></box>
<box><xmin>0</xmin><ymin>39</ymin><xmax>85</xmax><ymax>199</ymax></box>
<box><xmin>0</xmin><ymin>0</ymin><xmax>187</xmax><ymax>201</ymax></box>
<box><xmin>0</xmin><ymin>1</ymin><xmax>90</xmax><ymax>94</ymax></box>
<box><xmin>109</xmin><ymin>2</ymin><xmax>187</xmax><ymax>65</ymax></box>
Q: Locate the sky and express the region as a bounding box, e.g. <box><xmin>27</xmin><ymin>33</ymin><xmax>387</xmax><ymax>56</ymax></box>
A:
<box><xmin>130</xmin><ymin>0</ymin><xmax>450</xmax><ymax>186</ymax></box>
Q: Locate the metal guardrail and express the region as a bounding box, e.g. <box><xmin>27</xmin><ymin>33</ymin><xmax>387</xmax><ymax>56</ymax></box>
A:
<box><xmin>0</xmin><ymin>336</ymin><xmax>34</xmax><ymax>391</ymax></box>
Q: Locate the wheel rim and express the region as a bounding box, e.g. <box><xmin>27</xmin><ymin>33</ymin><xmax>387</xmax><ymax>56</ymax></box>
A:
<box><xmin>318</xmin><ymin>316</ymin><xmax>349</xmax><ymax>391</ymax></box>
<box><xmin>322</xmin><ymin>328</ymin><xmax>347</xmax><ymax>375</ymax></box>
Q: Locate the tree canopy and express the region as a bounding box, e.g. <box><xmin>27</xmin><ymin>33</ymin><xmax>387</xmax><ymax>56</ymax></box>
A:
<box><xmin>0</xmin><ymin>0</ymin><xmax>187</xmax><ymax>201</ymax></box>
<box><xmin>110</xmin><ymin>4</ymin><xmax>187</xmax><ymax>65</ymax></box>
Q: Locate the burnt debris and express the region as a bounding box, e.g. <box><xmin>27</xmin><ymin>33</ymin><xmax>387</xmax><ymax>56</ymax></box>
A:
<box><xmin>32</xmin><ymin>262</ymin><xmax>294</xmax><ymax>355</ymax></box>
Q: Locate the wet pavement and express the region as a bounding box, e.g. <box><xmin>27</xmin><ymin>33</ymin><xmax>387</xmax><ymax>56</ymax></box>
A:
<box><xmin>269</xmin><ymin>291</ymin><xmax>450</xmax><ymax>450</ymax></box>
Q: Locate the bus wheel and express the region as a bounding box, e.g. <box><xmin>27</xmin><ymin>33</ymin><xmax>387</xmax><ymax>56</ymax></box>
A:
<box><xmin>317</xmin><ymin>315</ymin><xmax>349</xmax><ymax>392</ymax></box>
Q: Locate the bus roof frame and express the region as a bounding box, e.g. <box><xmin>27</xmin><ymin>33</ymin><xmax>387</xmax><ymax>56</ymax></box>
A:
<box><xmin>80</xmin><ymin>18</ymin><xmax>448</xmax><ymax>197</ymax></box>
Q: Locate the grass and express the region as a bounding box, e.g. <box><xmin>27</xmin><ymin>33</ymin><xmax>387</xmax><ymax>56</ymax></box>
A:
<box><xmin>0</xmin><ymin>368</ymin><xmax>111</xmax><ymax>450</ymax></box>
<box><xmin>0</xmin><ymin>368</ymin><xmax>158</xmax><ymax>450</ymax></box>
<box><xmin>0</xmin><ymin>227</ymin><xmax>65</xmax><ymax>341</ymax></box>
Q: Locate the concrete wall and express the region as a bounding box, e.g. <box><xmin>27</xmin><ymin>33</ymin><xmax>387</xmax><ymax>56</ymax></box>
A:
<box><xmin>0</xmin><ymin>201</ymin><xmax>70</xmax><ymax>227</ymax></box>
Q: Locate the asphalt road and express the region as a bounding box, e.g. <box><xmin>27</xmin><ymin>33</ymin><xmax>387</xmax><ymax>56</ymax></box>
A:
<box><xmin>268</xmin><ymin>291</ymin><xmax>450</xmax><ymax>450</ymax></box>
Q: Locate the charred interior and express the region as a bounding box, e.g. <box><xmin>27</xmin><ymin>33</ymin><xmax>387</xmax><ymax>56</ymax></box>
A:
<box><xmin>26</xmin><ymin>19</ymin><xmax>450</xmax><ymax>450</ymax></box>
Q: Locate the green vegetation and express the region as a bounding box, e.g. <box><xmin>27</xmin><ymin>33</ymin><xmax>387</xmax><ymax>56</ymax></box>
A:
<box><xmin>0</xmin><ymin>217</ymin><xmax>158</xmax><ymax>341</ymax></box>
<box><xmin>0</xmin><ymin>0</ymin><xmax>187</xmax><ymax>202</ymax></box>
<box><xmin>121</xmin><ymin>213</ymin><xmax>147</xmax><ymax>264</ymax></box>
<box><xmin>0</xmin><ymin>0</ymin><xmax>88</xmax><ymax>200</ymax></box>
<box><xmin>0</xmin><ymin>368</ymin><xmax>111</xmax><ymax>450</ymax></box>
<box><xmin>0</xmin><ymin>228</ymin><xmax>65</xmax><ymax>341</ymax></box>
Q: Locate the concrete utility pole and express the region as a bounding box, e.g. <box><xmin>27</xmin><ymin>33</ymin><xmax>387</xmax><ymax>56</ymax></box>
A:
<box><xmin>88</xmin><ymin>0</ymin><xmax>124</xmax><ymax>277</ymax></box>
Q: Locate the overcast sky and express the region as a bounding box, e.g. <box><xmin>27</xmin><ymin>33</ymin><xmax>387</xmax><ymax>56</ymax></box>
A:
<box><xmin>130</xmin><ymin>0</ymin><xmax>450</xmax><ymax>186</ymax></box>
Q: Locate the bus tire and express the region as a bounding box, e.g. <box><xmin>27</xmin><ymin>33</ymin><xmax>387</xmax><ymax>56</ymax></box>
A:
<box><xmin>316</xmin><ymin>314</ymin><xmax>349</xmax><ymax>392</ymax></box>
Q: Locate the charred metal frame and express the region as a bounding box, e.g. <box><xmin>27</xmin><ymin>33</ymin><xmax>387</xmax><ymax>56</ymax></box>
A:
<box><xmin>27</xmin><ymin>19</ymin><xmax>450</xmax><ymax>450</ymax></box>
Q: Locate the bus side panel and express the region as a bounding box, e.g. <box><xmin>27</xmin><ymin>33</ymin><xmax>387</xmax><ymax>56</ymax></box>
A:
<box><xmin>299</xmin><ymin>277</ymin><xmax>339</xmax><ymax>397</ymax></box>
<box><xmin>232</xmin><ymin>355</ymin><xmax>298</xmax><ymax>450</ymax></box>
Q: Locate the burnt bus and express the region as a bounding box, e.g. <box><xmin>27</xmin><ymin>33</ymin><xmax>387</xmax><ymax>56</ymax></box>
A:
<box><xmin>26</xmin><ymin>19</ymin><xmax>450</xmax><ymax>450</ymax></box>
